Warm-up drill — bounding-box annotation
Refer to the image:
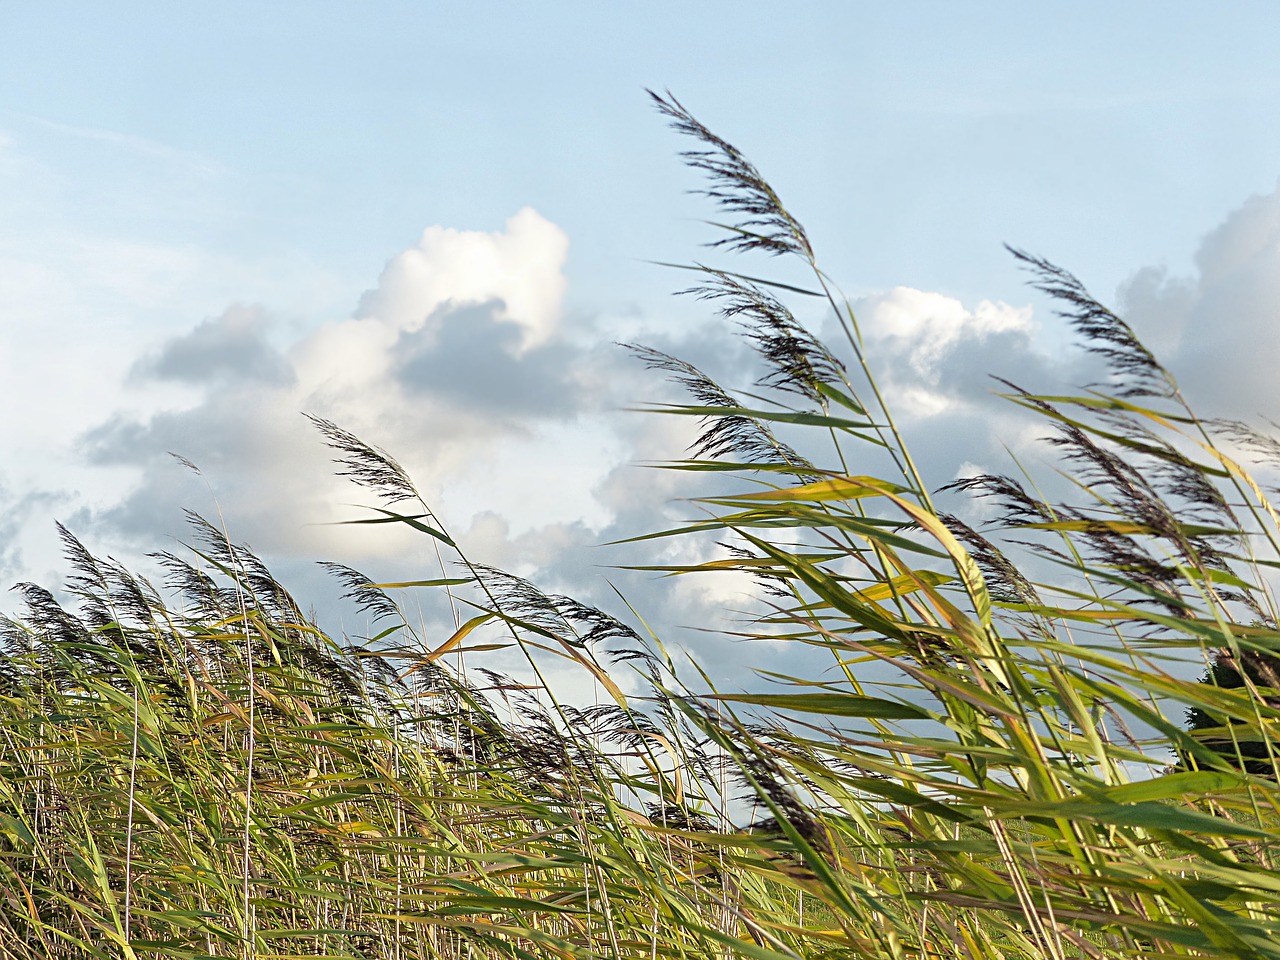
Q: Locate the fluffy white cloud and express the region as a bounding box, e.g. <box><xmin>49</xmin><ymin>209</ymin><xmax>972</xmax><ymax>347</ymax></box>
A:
<box><xmin>841</xmin><ymin>287</ymin><xmax>1037</xmax><ymax>419</ymax></box>
<box><xmin>862</xmin><ymin>287</ymin><xmax>1031</xmax><ymax>351</ymax></box>
<box><xmin>348</xmin><ymin>207</ymin><xmax>568</xmax><ymax>349</ymax></box>
<box><xmin>1121</xmin><ymin>180</ymin><xmax>1280</xmax><ymax>419</ymax></box>
<box><xmin>289</xmin><ymin>209</ymin><xmax>571</xmax><ymax>425</ymax></box>
<box><xmin>71</xmin><ymin>207</ymin><xmax>607</xmax><ymax>578</ymax></box>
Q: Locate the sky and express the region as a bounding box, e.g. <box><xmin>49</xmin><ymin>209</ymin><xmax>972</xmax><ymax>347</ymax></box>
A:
<box><xmin>3</xmin><ymin>3</ymin><xmax>1280</xmax><ymax>693</ymax></box>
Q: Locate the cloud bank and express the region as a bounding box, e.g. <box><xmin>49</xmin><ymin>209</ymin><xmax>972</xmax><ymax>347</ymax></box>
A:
<box><xmin>81</xmin><ymin>209</ymin><xmax>593</xmax><ymax>561</ymax></box>
<box><xmin>8</xmin><ymin>181</ymin><xmax>1280</xmax><ymax>692</ymax></box>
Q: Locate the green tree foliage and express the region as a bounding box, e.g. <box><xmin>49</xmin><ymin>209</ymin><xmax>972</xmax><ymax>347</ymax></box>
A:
<box><xmin>1189</xmin><ymin>647</ymin><xmax>1280</xmax><ymax>775</ymax></box>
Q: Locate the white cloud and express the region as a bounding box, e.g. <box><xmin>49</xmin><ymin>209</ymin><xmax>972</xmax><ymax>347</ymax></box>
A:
<box><xmin>349</xmin><ymin>207</ymin><xmax>569</xmax><ymax>350</ymax></box>
<box><xmin>845</xmin><ymin>286</ymin><xmax>1037</xmax><ymax>419</ymax></box>
<box><xmin>19</xmin><ymin>178</ymin><xmax>1280</xmax><ymax>699</ymax></box>
<box><xmin>863</xmin><ymin>287</ymin><xmax>1030</xmax><ymax>342</ymax></box>
<box><xmin>1121</xmin><ymin>180</ymin><xmax>1280</xmax><ymax>419</ymax></box>
<box><xmin>70</xmin><ymin>208</ymin><xmax>598</xmax><ymax>575</ymax></box>
<box><xmin>288</xmin><ymin>208</ymin><xmax>571</xmax><ymax>430</ymax></box>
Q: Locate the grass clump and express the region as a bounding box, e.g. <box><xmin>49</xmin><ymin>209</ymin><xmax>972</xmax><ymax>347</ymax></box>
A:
<box><xmin>2</xmin><ymin>92</ymin><xmax>1280</xmax><ymax>958</ymax></box>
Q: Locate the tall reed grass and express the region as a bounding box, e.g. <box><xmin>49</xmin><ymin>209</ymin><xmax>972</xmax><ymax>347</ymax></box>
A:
<box><xmin>1</xmin><ymin>91</ymin><xmax>1279</xmax><ymax>958</ymax></box>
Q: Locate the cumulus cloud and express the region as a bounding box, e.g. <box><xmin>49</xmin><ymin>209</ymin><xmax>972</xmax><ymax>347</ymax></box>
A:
<box><xmin>16</xmin><ymin>190</ymin><xmax>1123</xmax><ymax>699</ymax></box>
<box><xmin>1121</xmin><ymin>180</ymin><xmax>1280</xmax><ymax>418</ymax></box>
<box><xmin>286</xmin><ymin>209</ymin><xmax>575</xmax><ymax>421</ymax></box>
<box><xmin>352</xmin><ymin>207</ymin><xmax>568</xmax><ymax>351</ymax></box>
<box><xmin>805</xmin><ymin>284</ymin><xmax>1071</xmax><ymax>480</ymax></box>
<box><xmin>71</xmin><ymin>208</ymin><xmax>620</xmax><ymax>574</ymax></box>
<box><xmin>851</xmin><ymin>286</ymin><xmax>1038</xmax><ymax>416</ymax></box>
<box><xmin>55</xmin><ymin>193</ymin><xmax>1280</xmax><ymax>695</ymax></box>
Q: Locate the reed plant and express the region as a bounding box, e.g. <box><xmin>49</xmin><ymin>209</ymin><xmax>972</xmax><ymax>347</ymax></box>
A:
<box><xmin>2</xmin><ymin>92</ymin><xmax>1279</xmax><ymax>958</ymax></box>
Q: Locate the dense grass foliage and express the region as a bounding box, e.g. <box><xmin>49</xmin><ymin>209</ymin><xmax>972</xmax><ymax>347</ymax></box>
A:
<box><xmin>3</xmin><ymin>92</ymin><xmax>1280</xmax><ymax>958</ymax></box>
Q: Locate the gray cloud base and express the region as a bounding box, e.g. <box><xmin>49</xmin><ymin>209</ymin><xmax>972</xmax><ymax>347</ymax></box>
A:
<box><xmin>131</xmin><ymin>304</ymin><xmax>296</xmax><ymax>387</ymax></box>
<box><xmin>392</xmin><ymin>299</ymin><xmax>587</xmax><ymax>419</ymax></box>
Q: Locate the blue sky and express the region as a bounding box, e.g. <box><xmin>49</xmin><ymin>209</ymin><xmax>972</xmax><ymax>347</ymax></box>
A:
<box><xmin>9</xmin><ymin>5</ymin><xmax>1280</xmax><ymax>299</ymax></box>
<box><xmin>3</xmin><ymin>4</ymin><xmax>1280</xmax><ymax>687</ymax></box>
